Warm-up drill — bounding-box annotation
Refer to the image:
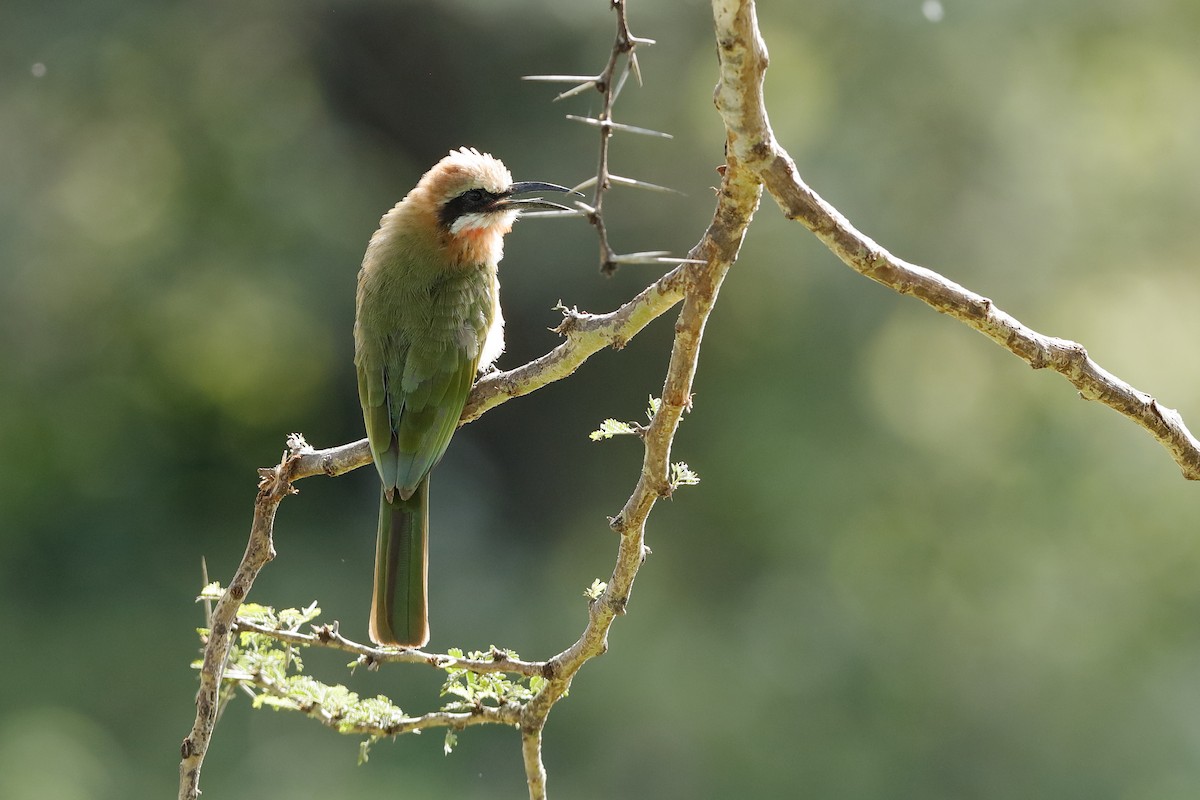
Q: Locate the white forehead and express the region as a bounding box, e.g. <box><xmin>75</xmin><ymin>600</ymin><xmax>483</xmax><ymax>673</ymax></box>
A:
<box><xmin>433</xmin><ymin>147</ymin><xmax>513</xmax><ymax>197</ymax></box>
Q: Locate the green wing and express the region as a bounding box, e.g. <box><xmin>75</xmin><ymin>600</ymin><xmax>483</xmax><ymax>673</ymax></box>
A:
<box><xmin>356</xmin><ymin>272</ymin><xmax>490</xmax><ymax>500</ymax></box>
<box><xmin>357</xmin><ymin>347</ymin><xmax>478</xmax><ymax>500</ymax></box>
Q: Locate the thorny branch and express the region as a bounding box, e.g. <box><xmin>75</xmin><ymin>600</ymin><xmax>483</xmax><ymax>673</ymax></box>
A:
<box><xmin>183</xmin><ymin>159</ymin><xmax>751</xmax><ymax>796</ymax></box>
<box><xmin>234</xmin><ymin>618</ymin><xmax>549</xmax><ymax>678</ymax></box>
<box><xmin>179</xmin><ymin>441</ymin><xmax>299</xmax><ymax>800</ymax></box>
<box><xmin>183</xmin><ymin>1</ymin><xmax>1200</xmax><ymax>799</ymax></box>
<box><xmin>179</xmin><ymin>1</ymin><xmax>757</xmax><ymax>795</ymax></box>
<box><xmin>584</xmin><ymin>0</ymin><xmax>648</xmax><ymax>275</ymax></box>
<box><xmin>245</xmin><ymin>664</ymin><xmax>521</xmax><ymax>738</ymax></box>
<box><xmin>710</xmin><ymin>0</ymin><xmax>1200</xmax><ymax>479</ymax></box>
<box><xmin>525</xmin><ymin>0</ymin><xmax>692</xmax><ymax>275</ymax></box>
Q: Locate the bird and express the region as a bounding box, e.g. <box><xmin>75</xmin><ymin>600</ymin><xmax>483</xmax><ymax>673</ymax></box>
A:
<box><xmin>354</xmin><ymin>147</ymin><xmax>572</xmax><ymax>647</ymax></box>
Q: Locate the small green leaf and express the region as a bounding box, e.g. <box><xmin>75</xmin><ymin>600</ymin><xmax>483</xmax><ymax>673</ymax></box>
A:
<box><xmin>444</xmin><ymin>731</ymin><xmax>458</xmax><ymax>756</ymax></box>
<box><xmin>589</xmin><ymin>418</ymin><xmax>637</xmax><ymax>440</ymax></box>
<box><xmin>584</xmin><ymin>579</ymin><xmax>607</xmax><ymax>600</ymax></box>
<box><xmin>669</xmin><ymin>461</ymin><xmax>700</xmax><ymax>489</ymax></box>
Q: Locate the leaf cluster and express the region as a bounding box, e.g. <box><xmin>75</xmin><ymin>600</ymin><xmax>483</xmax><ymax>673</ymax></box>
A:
<box><xmin>193</xmin><ymin>590</ymin><xmax>549</xmax><ymax>761</ymax></box>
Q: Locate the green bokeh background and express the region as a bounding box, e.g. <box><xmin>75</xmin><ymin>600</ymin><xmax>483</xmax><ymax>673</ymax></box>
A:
<box><xmin>4</xmin><ymin>1</ymin><xmax>1200</xmax><ymax>797</ymax></box>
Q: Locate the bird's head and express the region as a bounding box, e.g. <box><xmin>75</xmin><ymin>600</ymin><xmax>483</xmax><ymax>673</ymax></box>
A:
<box><xmin>418</xmin><ymin>147</ymin><xmax>572</xmax><ymax>243</ymax></box>
<box><xmin>377</xmin><ymin>147</ymin><xmax>572</xmax><ymax>268</ymax></box>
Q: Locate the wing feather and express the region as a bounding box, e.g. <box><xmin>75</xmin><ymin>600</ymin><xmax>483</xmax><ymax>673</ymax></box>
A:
<box><xmin>357</xmin><ymin>268</ymin><xmax>494</xmax><ymax>500</ymax></box>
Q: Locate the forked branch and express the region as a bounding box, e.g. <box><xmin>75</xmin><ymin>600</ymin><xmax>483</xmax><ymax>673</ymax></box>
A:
<box><xmin>183</xmin><ymin>3</ymin><xmax>1200</xmax><ymax>800</ymax></box>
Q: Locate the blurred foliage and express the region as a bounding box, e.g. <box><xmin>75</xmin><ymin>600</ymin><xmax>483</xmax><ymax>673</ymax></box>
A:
<box><xmin>4</xmin><ymin>0</ymin><xmax>1200</xmax><ymax>798</ymax></box>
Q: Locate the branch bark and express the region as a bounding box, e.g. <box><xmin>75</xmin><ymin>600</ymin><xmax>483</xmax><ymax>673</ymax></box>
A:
<box><xmin>511</xmin><ymin>14</ymin><xmax>765</xmax><ymax>799</ymax></box>
<box><xmin>235</xmin><ymin>619</ymin><xmax>549</xmax><ymax>677</ymax></box>
<box><xmin>179</xmin><ymin>441</ymin><xmax>302</xmax><ymax>800</ymax></box>
<box><xmin>183</xmin><ymin>4</ymin><xmax>1200</xmax><ymax>799</ymax></box>
<box><xmin>712</xmin><ymin>0</ymin><xmax>1200</xmax><ymax>480</ymax></box>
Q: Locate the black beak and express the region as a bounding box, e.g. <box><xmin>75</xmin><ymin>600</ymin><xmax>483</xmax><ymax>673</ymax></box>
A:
<box><xmin>501</xmin><ymin>181</ymin><xmax>577</xmax><ymax>212</ymax></box>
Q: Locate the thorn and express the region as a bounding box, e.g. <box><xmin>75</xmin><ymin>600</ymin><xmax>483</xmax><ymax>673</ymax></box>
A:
<box><xmin>565</xmin><ymin>114</ymin><xmax>605</xmax><ymax>127</ymax></box>
<box><xmin>523</xmin><ymin>74</ymin><xmax>598</xmax><ymax>83</ymax></box>
<box><xmin>554</xmin><ymin>80</ymin><xmax>598</xmax><ymax>102</ymax></box>
<box><xmin>607</xmin><ymin>174</ymin><xmax>682</xmax><ymax>194</ymax></box>
<box><xmin>565</xmin><ymin>115</ymin><xmax>672</xmax><ymax>138</ymax></box>
<box><xmin>609</xmin><ymin>252</ymin><xmax>706</xmax><ymax>265</ymax></box>
<box><xmin>629</xmin><ymin>51</ymin><xmax>643</xmax><ymax>87</ymax></box>
<box><xmin>570</xmin><ymin>176</ymin><xmax>599</xmax><ymax>194</ymax></box>
<box><xmin>611</xmin><ymin>62</ymin><xmax>632</xmax><ymax>103</ymax></box>
<box><xmin>519</xmin><ymin>208</ymin><xmax>585</xmax><ymax>219</ymax></box>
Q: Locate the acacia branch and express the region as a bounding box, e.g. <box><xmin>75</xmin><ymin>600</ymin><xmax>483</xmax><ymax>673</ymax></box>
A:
<box><xmin>280</xmin><ymin>268</ymin><xmax>691</xmax><ymax>486</ymax></box>
<box><xmin>178</xmin><ymin>193</ymin><xmax>694</xmax><ymax>800</ymax></box>
<box><xmin>177</xmin><ymin>268</ymin><xmax>686</xmax><ymax>798</ymax></box>
<box><xmin>235</xmin><ymin>619</ymin><xmax>549</xmax><ymax>678</ymax></box>
<box><xmin>579</xmin><ymin>0</ymin><xmax>651</xmax><ymax>275</ymax></box>
<box><xmin>526</xmin><ymin>0</ymin><xmax>694</xmax><ymax>274</ymax></box>
<box><xmin>512</xmin><ymin>38</ymin><xmax>764</xmax><ymax>800</ymax></box>
<box><xmin>713</xmin><ymin>0</ymin><xmax>1200</xmax><ymax>480</ymax></box>
<box><xmin>182</xmin><ymin>21</ymin><xmax>763</xmax><ymax>797</ymax></box>
<box><xmin>179</xmin><ymin>440</ymin><xmax>303</xmax><ymax>800</ymax></box>
<box><xmin>522</xmin><ymin>727</ymin><xmax>549</xmax><ymax>800</ymax></box>
<box><xmin>183</xmin><ymin>4</ymin><xmax>1200</xmax><ymax>799</ymax></box>
<box><xmin>244</xmin><ymin>667</ymin><xmax>521</xmax><ymax>737</ymax></box>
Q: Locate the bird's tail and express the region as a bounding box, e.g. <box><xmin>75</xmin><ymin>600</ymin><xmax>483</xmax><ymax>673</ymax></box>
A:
<box><xmin>369</xmin><ymin>478</ymin><xmax>430</xmax><ymax>647</ymax></box>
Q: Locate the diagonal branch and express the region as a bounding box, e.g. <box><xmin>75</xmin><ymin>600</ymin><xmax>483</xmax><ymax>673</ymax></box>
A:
<box><xmin>712</xmin><ymin>0</ymin><xmax>1200</xmax><ymax>480</ymax></box>
<box><xmin>281</xmin><ymin>267</ymin><xmax>693</xmax><ymax>487</ymax></box>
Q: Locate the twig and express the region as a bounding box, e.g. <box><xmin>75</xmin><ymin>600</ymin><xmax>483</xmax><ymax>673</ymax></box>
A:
<box><xmin>711</xmin><ymin>0</ymin><xmax>1200</xmax><ymax>480</ymax></box>
<box><xmin>246</xmin><ymin>667</ymin><xmax>521</xmax><ymax>737</ymax></box>
<box><xmin>462</xmin><ymin>271</ymin><xmax>689</xmax><ymax>422</ymax></box>
<box><xmin>235</xmin><ymin>619</ymin><xmax>550</xmax><ymax>678</ymax></box>
<box><xmin>528</xmin><ymin>0</ymin><xmax>662</xmax><ymax>275</ymax></box>
<box><xmin>179</xmin><ymin>437</ymin><xmax>305</xmax><ymax>800</ymax></box>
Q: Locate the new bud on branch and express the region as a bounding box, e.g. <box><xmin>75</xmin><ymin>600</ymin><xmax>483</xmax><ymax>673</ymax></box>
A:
<box><xmin>354</xmin><ymin>148</ymin><xmax>572</xmax><ymax>647</ymax></box>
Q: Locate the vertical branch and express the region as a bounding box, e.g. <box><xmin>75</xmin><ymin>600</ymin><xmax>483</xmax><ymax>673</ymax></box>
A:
<box><xmin>588</xmin><ymin>0</ymin><xmax>638</xmax><ymax>274</ymax></box>
<box><xmin>513</xmin><ymin>111</ymin><xmax>764</xmax><ymax>800</ymax></box>
<box><xmin>178</xmin><ymin>438</ymin><xmax>306</xmax><ymax>800</ymax></box>
<box><xmin>521</xmin><ymin>726</ymin><xmax>548</xmax><ymax>800</ymax></box>
<box><xmin>528</xmin><ymin>0</ymin><xmax>668</xmax><ymax>274</ymax></box>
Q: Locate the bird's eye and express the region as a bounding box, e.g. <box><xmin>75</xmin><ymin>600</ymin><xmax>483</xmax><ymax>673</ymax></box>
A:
<box><xmin>462</xmin><ymin>189</ymin><xmax>486</xmax><ymax>205</ymax></box>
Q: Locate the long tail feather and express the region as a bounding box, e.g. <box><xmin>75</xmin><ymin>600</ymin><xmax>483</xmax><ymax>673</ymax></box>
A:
<box><xmin>369</xmin><ymin>478</ymin><xmax>429</xmax><ymax>646</ymax></box>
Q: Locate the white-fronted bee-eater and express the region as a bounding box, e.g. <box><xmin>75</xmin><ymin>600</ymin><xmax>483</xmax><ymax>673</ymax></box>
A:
<box><xmin>354</xmin><ymin>147</ymin><xmax>571</xmax><ymax>646</ymax></box>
